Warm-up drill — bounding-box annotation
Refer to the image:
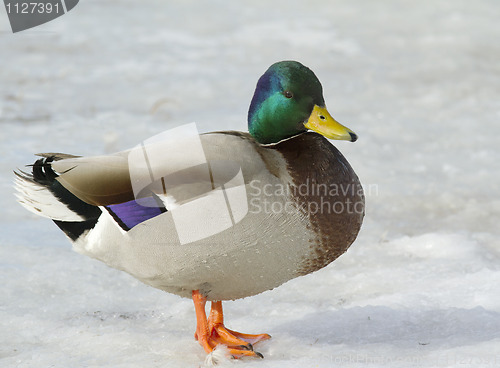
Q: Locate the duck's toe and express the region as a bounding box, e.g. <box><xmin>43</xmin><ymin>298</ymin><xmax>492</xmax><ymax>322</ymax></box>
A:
<box><xmin>192</xmin><ymin>290</ymin><xmax>270</xmax><ymax>359</ymax></box>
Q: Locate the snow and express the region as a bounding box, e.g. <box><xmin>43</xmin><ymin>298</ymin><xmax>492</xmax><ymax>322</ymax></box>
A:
<box><xmin>1</xmin><ymin>0</ymin><xmax>500</xmax><ymax>367</ymax></box>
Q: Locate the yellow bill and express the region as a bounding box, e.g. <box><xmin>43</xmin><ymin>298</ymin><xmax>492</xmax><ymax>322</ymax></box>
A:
<box><xmin>304</xmin><ymin>105</ymin><xmax>357</xmax><ymax>142</ymax></box>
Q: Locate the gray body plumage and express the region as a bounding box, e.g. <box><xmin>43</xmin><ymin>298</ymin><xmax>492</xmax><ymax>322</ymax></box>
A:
<box><xmin>15</xmin><ymin>131</ymin><xmax>364</xmax><ymax>301</ymax></box>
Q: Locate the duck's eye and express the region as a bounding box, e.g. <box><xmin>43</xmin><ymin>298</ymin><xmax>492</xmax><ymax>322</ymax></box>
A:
<box><xmin>283</xmin><ymin>90</ymin><xmax>294</xmax><ymax>99</ymax></box>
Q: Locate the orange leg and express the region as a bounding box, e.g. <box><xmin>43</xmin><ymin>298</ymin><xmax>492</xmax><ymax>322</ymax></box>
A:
<box><xmin>192</xmin><ymin>290</ymin><xmax>271</xmax><ymax>359</ymax></box>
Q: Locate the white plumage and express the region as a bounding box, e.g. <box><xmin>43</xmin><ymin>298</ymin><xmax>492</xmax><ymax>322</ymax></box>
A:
<box><xmin>14</xmin><ymin>175</ymin><xmax>85</xmax><ymax>222</ymax></box>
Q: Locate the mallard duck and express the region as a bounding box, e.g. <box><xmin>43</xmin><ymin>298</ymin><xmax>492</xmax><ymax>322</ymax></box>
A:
<box><xmin>15</xmin><ymin>61</ymin><xmax>364</xmax><ymax>359</ymax></box>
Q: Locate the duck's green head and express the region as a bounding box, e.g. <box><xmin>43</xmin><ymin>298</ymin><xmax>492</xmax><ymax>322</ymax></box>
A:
<box><xmin>248</xmin><ymin>61</ymin><xmax>357</xmax><ymax>145</ymax></box>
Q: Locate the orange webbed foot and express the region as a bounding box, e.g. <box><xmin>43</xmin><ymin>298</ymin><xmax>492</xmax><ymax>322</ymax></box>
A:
<box><xmin>192</xmin><ymin>290</ymin><xmax>271</xmax><ymax>359</ymax></box>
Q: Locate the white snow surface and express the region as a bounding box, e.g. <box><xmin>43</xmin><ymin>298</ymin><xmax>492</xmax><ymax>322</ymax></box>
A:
<box><xmin>1</xmin><ymin>1</ymin><xmax>500</xmax><ymax>367</ymax></box>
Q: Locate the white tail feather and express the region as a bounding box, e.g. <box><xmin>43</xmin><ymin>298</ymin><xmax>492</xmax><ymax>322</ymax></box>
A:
<box><xmin>14</xmin><ymin>176</ymin><xmax>84</xmax><ymax>222</ymax></box>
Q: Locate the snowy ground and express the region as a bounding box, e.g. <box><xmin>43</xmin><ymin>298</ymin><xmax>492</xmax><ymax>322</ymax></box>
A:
<box><xmin>1</xmin><ymin>1</ymin><xmax>500</xmax><ymax>367</ymax></box>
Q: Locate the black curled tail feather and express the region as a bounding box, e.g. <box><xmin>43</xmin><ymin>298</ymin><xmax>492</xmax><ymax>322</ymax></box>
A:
<box><xmin>25</xmin><ymin>156</ymin><xmax>102</xmax><ymax>241</ymax></box>
<box><xmin>31</xmin><ymin>156</ymin><xmax>58</xmax><ymax>185</ymax></box>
